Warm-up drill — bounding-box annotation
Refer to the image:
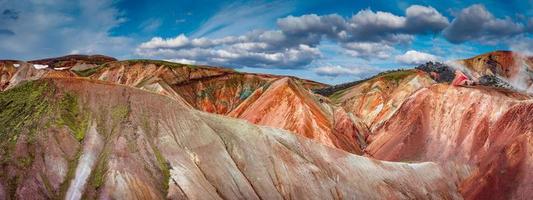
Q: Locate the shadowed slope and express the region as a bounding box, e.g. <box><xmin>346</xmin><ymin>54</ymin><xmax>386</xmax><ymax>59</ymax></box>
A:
<box><xmin>0</xmin><ymin>78</ymin><xmax>467</xmax><ymax>199</ymax></box>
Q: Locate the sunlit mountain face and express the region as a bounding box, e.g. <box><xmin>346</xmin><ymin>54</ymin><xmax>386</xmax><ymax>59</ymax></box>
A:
<box><xmin>0</xmin><ymin>0</ymin><xmax>532</xmax><ymax>199</ymax></box>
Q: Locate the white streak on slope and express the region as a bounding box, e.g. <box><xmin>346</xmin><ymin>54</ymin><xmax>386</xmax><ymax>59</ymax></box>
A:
<box><xmin>65</xmin><ymin>122</ymin><xmax>104</xmax><ymax>200</ymax></box>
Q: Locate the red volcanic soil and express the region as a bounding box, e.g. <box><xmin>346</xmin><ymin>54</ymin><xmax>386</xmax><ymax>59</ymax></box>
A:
<box><xmin>461</xmin><ymin>51</ymin><xmax>518</xmax><ymax>78</ymax></box>
<box><xmin>459</xmin><ymin>51</ymin><xmax>533</xmax><ymax>91</ymax></box>
<box><xmin>229</xmin><ymin>77</ymin><xmax>367</xmax><ymax>154</ymax></box>
<box><xmin>87</xmin><ymin>60</ymin><xmax>327</xmax><ymax>114</ymax></box>
<box><xmin>365</xmin><ymin>84</ymin><xmax>533</xmax><ymax>200</ymax></box>
<box><xmin>330</xmin><ymin>70</ymin><xmax>435</xmax><ymax>131</ymax></box>
<box><xmin>451</xmin><ymin>70</ymin><xmax>471</xmax><ymax>86</ymax></box>
<box><xmin>171</xmin><ymin>72</ymin><xmax>326</xmax><ymax>114</ymax></box>
<box><xmin>460</xmin><ymin>102</ymin><xmax>533</xmax><ymax>200</ymax></box>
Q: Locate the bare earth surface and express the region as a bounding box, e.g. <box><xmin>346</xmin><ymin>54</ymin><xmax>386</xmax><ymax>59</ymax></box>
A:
<box><xmin>0</xmin><ymin>78</ymin><xmax>468</xmax><ymax>199</ymax></box>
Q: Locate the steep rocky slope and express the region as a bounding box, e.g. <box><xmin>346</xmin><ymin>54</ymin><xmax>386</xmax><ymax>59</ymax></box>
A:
<box><xmin>0</xmin><ymin>61</ymin><xmax>76</xmax><ymax>91</ymax></box>
<box><xmin>3</xmin><ymin>59</ymin><xmax>369</xmax><ymax>155</ymax></box>
<box><xmin>365</xmin><ymin>84</ymin><xmax>533</xmax><ymax>200</ymax></box>
<box><xmin>328</xmin><ymin>70</ymin><xmax>435</xmax><ymax>131</ymax></box>
<box><xmin>81</xmin><ymin>60</ymin><xmax>326</xmax><ymax>114</ymax></box>
<box><xmin>458</xmin><ymin>51</ymin><xmax>533</xmax><ymax>92</ymax></box>
<box><xmin>1</xmin><ymin>59</ymin><xmax>326</xmax><ymax>113</ymax></box>
<box><xmin>228</xmin><ymin>77</ymin><xmax>368</xmax><ymax>154</ymax></box>
<box><xmin>0</xmin><ymin>78</ymin><xmax>468</xmax><ymax>199</ymax></box>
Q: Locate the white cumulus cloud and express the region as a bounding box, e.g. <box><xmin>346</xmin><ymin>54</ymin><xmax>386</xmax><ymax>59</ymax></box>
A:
<box><xmin>342</xmin><ymin>42</ymin><xmax>393</xmax><ymax>59</ymax></box>
<box><xmin>314</xmin><ymin>65</ymin><xmax>382</xmax><ymax>77</ymax></box>
<box><xmin>395</xmin><ymin>50</ymin><xmax>439</xmax><ymax>65</ymax></box>
<box><xmin>137</xmin><ymin>4</ymin><xmax>451</xmax><ymax>68</ymax></box>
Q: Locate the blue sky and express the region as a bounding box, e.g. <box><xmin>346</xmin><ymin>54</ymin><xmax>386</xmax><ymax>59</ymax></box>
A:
<box><xmin>1</xmin><ymin>0</ymin><xmax>532</xmax><ymax>84</ymax></box>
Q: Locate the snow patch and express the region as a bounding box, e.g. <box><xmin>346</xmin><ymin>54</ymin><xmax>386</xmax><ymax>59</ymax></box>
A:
<box><xmin>54</xmin><ymin>67</ymin><xmax>70</xmax><ymax>70</ymax></box>
<box><xmin>33</xmin><ymin>64</ymin><xmax>49</xmax><ymax>69</ymax></box>
<box><xmin>13</xmin><ymin>64</ymin><xmax>20</xmax><ymax>68</ymax></box>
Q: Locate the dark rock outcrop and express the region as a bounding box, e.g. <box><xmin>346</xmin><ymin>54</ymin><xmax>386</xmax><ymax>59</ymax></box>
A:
<box><xmin>478</xmin><ymin>75</ymin><xmax>514</xmax><ymax>90</ymax></box>
<box><xmin>415</xmin><ymin>62</ymin><xmax>456</xmax><ymax>83</ymax></box>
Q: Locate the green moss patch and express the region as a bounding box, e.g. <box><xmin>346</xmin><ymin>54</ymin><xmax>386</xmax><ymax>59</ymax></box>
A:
<box><xmin>89</xmin><ymin>150</ymin><xmax>109</xmax><ymax>189</ymax></box>
<box><xmin>378</xmin><ymin>70</ymin><xmax>414</xmax><ymax>83</ymax></box>
<box><xmin>0</xmin><ymin>81</ymin><xmax>51</xmax><ymax>168</ymax></box>
<box><xmin>122</xmin><ymin>59</ymin><xmax>199</xmax><ymax>69</ymax></box>
<box><xmin>329</xmin><ymin>88</ymin><xmax>349</xmax><ymax>102</ymax></box>
<box><xmin>152</xmin><ymin>145</ymin><xmax>170</xmax><ymax>193</ymax></box>
<box><xmin>73</xmin><ymin>65</ymin><xmax>104</xmax><ymax>77</ymax></box>
<box><xmin>111</xmin><ymin>104</ymin><xmax>130</xmax><ymax>123</ymax></box>
<box><xmin>58</xmin><ymin>150</ymin><xmax>82</xmax><ymax>198</ymax></box>
<box><xmin>0</xmin><ymin>81</ymin><xmax>51</xmax><ymax>138</ymax></box>
<box><xmin>57</xmin><ymin>93</ymin><xmax>89</xmax><ymax>141</ymax></box>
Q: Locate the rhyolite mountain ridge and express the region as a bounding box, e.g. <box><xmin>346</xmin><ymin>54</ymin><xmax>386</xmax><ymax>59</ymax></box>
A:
<box><xmin>0</xmin><ymin>50</ymin><xmax>531</xmax><ymax>199</ymax></box>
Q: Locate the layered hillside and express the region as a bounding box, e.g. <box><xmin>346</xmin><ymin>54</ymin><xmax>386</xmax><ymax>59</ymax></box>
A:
<box><xmin>458</xmin><ymin>51</ymin><xmax>533</xmax><ymax>92</ymax></box>
<box><xmin>229</xmin><ymin>77</ymin><xmax>368</xmax><ymax>154</ymax></box>
<box><xmin>328</xmin><ymin>70</ymin><xmax>435</xmax><ymax>131</ymax></box>
<box><xmin>365</xmin><ymin>84</ymin><xmax>532</xmax><ymax>200</ymax></box>
<box><xmin>0</xmin><ymin>54</ymin><xmax>117</xmax><ymax>91</ymax></box>
<box><xmin>0</xmin><ymin>61</ymin><xmax>76</xmax><ymax>91</ymax></box>
<box><xmin>2</xmin><ymin>58</ymin><xmax>358</xmax><ymax>152</ymax></box>
<box><xmin>77</xmin><ymin>59</ymin><xmax>325</xmax><ymax>114</ymax></box>
<box><xmin>1</xmin><ymin>58</ymin><xmax>326</xmax><ymax>114</ymax></box>
<box><xmin>29</xmin><ymin>54</ymin><xmax>117</xmax><ymax>70</ymax></box>
<box><xmin>0</xmin><ymin>78</ymin><xmax>468</xmax><ymax>199</ymax></box>
<box><xmin>2</xmin><ymin>58</ymin><xmax>358</xmax><ymax>154</ymax></box>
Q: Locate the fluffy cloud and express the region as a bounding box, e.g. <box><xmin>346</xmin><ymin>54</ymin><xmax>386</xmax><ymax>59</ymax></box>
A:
<box><xmin>395</xmin><ymin>50</ymin><xmax>439</xmax><ymax>65</ymax></box>
<box><xmin>277</xmin><ymin>14</ymin><xmax>345</xmax><ymax>38</ymax></box>
<box><xmin>404</xmin><ymin>5</ymin><xmax>450</xmax><ymax>33</ymax></box>
<box><xmin>137</xmin><ymin>31</ymin><xmax>322</xmax><ymax>69</ymax></box>
<box><xmin>138</xmin><ymin>5</ymin><xmax>449</xmax><ymax>68</ymax></box>
<box><xmin>164</xmin><ymin>58</ymin><xmax>197</xmax><ymax>65</ymax></box>
<box><xmin>342</xmin><ymin>42</ymin><xmax>393</xmax><ymax>59</ymax></box>
<box><xmin>139</xmin><ymin>34</ymin><xmax>221</xmax><ymax>49</ymax></box>
<box><xmin>137</xmin><ymin>32</ymin><xmax>321</xmax><ymax>69</ymax></box>
<box><xmin>341</xmin><ymin>5</ymin><xmax>447</xmax><ymax>44</ymax></box>
<box><xmin>314</xmin><ymin>65</ymin><xmax>382</xmax><ymax>77</ymax></box>
<box><xmin>443</xmin><ymin>4</ymin><xmax>528</xmax><ymax>44</ymax></box>
<box><xmin>279</xmin><ymin>5</ymin><xmax>448</xmax><ymax>44</ymax></box>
